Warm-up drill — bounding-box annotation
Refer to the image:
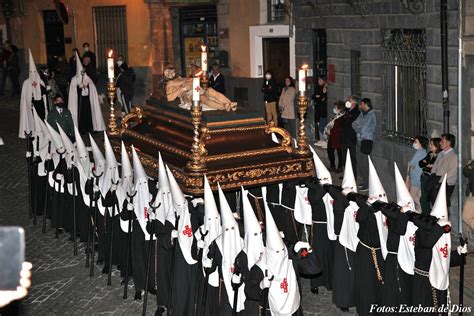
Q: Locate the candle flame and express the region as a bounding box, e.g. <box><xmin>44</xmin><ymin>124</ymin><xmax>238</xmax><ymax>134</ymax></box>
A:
<box><xmin>201</xmin><ymin>45</ymin><xmax>207</xmax><ymax>52</ymax></box>
<box><xmin>108</xmin><ymin>50</ymin><xmax>113</xmax><ymax>58</ymax></box>
<box><xmin>195</xmin><ymin>70</ymin><xmax>203</xmax><ymax>77</ymax></box>
<box><xmin>301</xmin><ymin>64</ymin><xmax>309</xmax><ymax>70</ymax></box>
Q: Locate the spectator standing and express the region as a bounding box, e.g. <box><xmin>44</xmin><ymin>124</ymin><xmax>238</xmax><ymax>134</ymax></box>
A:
<box><xmin>406</xmin><ymin>136</ymin><xmax>428</xmax><ymax>211</ymax></box>
<box><xmin>325</xmin><ymin>101</ymin><xmax>345</xmax><ymax>172</ymax></box>
<box><xmin>67</xmin><ymin>48</ymin><xmax>80</xmax><ymax>83</ymax></box>
<box><xmin>339</xmin><ymin>95</ymin><xmax>360</xmax><ymax>180</ymax></box>
<box><xmin>82</xmin><ymin>56</ymin><xmax>97</xmax><ymax>84</ymax></box>
<box><xmin>54</xmin><ymin>55</ymin><xmax>69</xmax><ymax>103</ymax></box>
<box><xmin>47</xmin><ymin>94</ymin><xmax>74</xmax><ymax>141</ymax></box>
<box><xmin>352</xmin><ymin>97</ymin><xmax>376</xmax><ymax>191</ymax></box>
<box><xmin>418</xmin><ymin>137</ymin><xmax>441</xmax><ymax>215</ymax></box>
<box><xmin>7</xmin><ymin>45</ymin><xmax>21</xmax><ymax>97</ymax></box>
<box><xmin>278</xmin><ymin>76</ymin><xmax>296</xmax><ymax>138</ymax></box>
<box><xmin>82</xmin><ymin>42</ymin><xmax>96</xmax><ymax>70</ymax></box>
<box><xmin>427</xmin><ymin>133</ymin><xmax>458</xmax><ymax>207</ymax></box>
<box><xmin>312</xmin><ymin>75</ymin><xmax>328</xmax><ymax>147</ymax></box>
<box><xmin>261</xmin><ymin>70</ymin><xmax>279</xmax><ymax>127</ymax></box>
<box><xmin>0</xmin><ymin>40</ymin><xmax>11</xmax><ymax>96</ymax></box>
<box><xmin>115</xmin><ymin>55</ymin><xmax>136</xmax><ymax>116</ymax></box>
<box><xmin>209</xmin><ymin>64</ymin><xmax>225</xmax><ymax>95</ymax></box>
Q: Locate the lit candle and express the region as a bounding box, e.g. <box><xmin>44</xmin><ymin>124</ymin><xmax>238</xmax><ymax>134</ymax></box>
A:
<box><xmin>107</xmin><ymin>50</ymin><xmax>114</xmax><ymax>81</ymax></box>
<box><xmin>298</xmin><ymin>64</ymin><xmax>308</xmax><ymax>92</ymax></box>
<box><xmin>192</xmin><ymin>72</ymin><xmax>202</xmax><ymax>102</ymax></box>
<box><xmin>201</xmin><ymin>45</ymin><xmax>208</xmax><ymax>72</ymax></box>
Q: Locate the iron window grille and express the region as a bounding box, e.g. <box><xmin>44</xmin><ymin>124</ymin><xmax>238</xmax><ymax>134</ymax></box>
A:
<box><xmin>92</xmin><ymin>6</ymin><xmax>128</xmax><ymax>72</ymax></box>
<box><xmin>351</xmin><ymin>50</ymin><xmax>361</xmax><ymax>97</ymax></box>
<box><xmin>268</xmin><ymin>0</ymin><xmax>286</xmax><ymax>23</ymax></box>
<box><xmin>381</xmin><ymin>29</ymin><xmax>427</xmax><ymax>145</ymax></box>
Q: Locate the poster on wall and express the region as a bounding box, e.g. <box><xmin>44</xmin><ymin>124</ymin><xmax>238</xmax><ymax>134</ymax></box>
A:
<box><xmin>184</xmin><ymin>37</ymin><xmax>204</xmax><ymax>77</ymax></box>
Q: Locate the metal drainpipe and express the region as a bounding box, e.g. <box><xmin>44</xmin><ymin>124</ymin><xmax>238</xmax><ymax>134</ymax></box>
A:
<box><xmin>441</xmin><ymin>0</ymin><xmax>449</xmax><ymax>133</ymax></box>
<box><xmin>457</xmin><ymin>0</ymin><xmax>464</xmax><ymax>234</ymax></box>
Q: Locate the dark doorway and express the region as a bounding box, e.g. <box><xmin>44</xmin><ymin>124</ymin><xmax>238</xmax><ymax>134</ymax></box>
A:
<box><xmin>263</xmin><ymin>37</ymin><xmax>289</xmax><ymax>89</ymax></box>
<box><xmin>43</xmin><ymin>10</ymin><xmax>65</xmax><ymax>67</ymax></box>
<box><xmin>312</xmin><ymin>29</ymin><xmax>327</xmax><ymax>82</ymax></box>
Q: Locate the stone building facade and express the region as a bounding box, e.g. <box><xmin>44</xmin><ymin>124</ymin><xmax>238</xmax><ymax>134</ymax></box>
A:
<box><xmin>292</xmin><ymin>0</ymin><xmax>471</xmax><ymax>232</ymax></box>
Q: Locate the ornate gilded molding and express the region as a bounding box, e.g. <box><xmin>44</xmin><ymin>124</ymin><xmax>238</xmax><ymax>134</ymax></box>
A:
<box><xmin>265</xmin><ymin>121</ymin><xmax>293</xmax><ymax>153</ymax></box>
<box><xmin>121</xmin><ymin>106</ymin><xmax>144</xmax><ymax>131</ymax></box>
<box><xmin>400</xmin><ymin>0</ymin><xmax>424</xmax><ymax>15</ymax></box>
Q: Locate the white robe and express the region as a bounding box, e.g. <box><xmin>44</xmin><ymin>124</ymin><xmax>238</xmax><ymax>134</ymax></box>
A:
<box><xmin>19</xmin><ymin>79</ymin><xmax>47</xmax><ymax>138</ymax></box>
<box><xmin>68</xmin><ymin>74</ymin><xmax>106</xmax><ymax>132</ymax></box>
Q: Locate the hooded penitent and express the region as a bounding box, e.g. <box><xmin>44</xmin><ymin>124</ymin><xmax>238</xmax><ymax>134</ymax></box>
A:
<box><xmin>216</xmin><ymin>183</ymin><xmax>246</xmax><ymax>312</ymax></box>
<box><xmin>116</xmin><ymin>142</ymin><xmax>133</xmax><ymax>233</ymax></box>
<box><xmin>100</xmin><ymin>132</ymin><xmax>120</xmax><ymax>206</ymax></box>
<box><xmin>57</xmin><ymin>123</ymin><xmax>81</xmax><ymax>198</ymax></box>
<box><xmin>131</xmin><ymin>146</ymin><xmax>152</xmax><ymax>240</ymax></box>
<box><xmin>166</xmin><ymin>165</ymin><xmax>197</xmax><ymax>265</ymax></box>
<box><xmin>368</xmin><ymin>156</ymin><xmax>389</xmax><ymax>259</ymax></box>
<box><xmin>195</xmin><ymin>175</ymin><xmax>222</xmax><ymax>287</ymax></box>
<box><xmin>45</xmin><ymin>120</ymin><xmax>66</xmax><ymax>194</ymax></box>
<box><xmin>68</xmin><ymin>51</ymin><xmax>106</xmax><ymax>132</ymax></box>
<box><xmin>156</xmin><ymin>152</ymin><xmax>171</xmax><ymax>225</ymax></box>
<box><xmin>429</xmin><ymin>174</ymin><xmax>451</xmax><ymax>290</ymax></box>
<box><xmin>89</xmin><ymin>134</ymin><xmax>106</xmax><ymax>215</ymax></box>
<box><xmin>73</xmin><ymin>126</ymin><xmax>91</xmax><ymax>206</ymax></box>
<box><xmin>394</xmin><ymin>163</ymin><xmax>418</xmax><ymax>275</ymax></box>
<box><xmin>310</xmin><ymin>145</ymin><xmax>337</xmax><ymax>240</ymax></box>
<box><xmin>338</xmin><ymin>150</ymin><xmax>360</xmax><ymax>252</ymax></box>
<box><xmin>19</xmin><ymin>49</ymin><xmax>47</xmax><ymax>138</ymax></box>
<box><xmin>242</xmin><ymin>186</ymin><xmax>264</xmax><ymax>270</ymax></box>
<box><xmin>32</xmin><ymin>108</ymin><xmax>49</xmax><ymax>175</ymax></box>
<box><xmin>259</xmin><ymin>190</ymin><xmax>300</xmax><ymax>316</ymax></box>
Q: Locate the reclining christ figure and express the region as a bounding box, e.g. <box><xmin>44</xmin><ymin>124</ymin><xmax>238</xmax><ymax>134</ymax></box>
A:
<box><xmin>164</xmin><ymin>67</ymin><xmax>237</xmax><ymax>112</ymax></box>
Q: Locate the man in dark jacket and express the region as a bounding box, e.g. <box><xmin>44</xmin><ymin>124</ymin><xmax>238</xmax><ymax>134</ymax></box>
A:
<box><xmin>261</xmin><ymin>70</ymin><xmax>279</xmax><ymax>127</ymax></box>
<box><xmin>209</xmin><ymin>65</ymin><xmax>225</xmax><ymax>95</ymax></box>
<box><xmin>339</xmin><ymin>95</ymin><xmax>360</xmax><ymax>181</ymax></box>
<box><xmin>115</xmin><ymin>55</ymin><xmax>135</xmax><ymax>116</ymax></box>
<box><xmin>82</xmin><ymin>42</ymin><xmax>96</xmax><ymax>70</ymax></box>
<box><xmin>47</xmin><ymin>94</ymin><xmax>75</xmax><ymax>142</ymax></box>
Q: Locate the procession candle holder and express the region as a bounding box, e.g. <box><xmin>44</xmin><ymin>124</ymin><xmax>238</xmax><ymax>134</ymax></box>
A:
<box><xmin>186</xmin><ymin>72</ymin><xmax>206</xmax><ymax>171</ymax></box>
<box><xmin>296</xmin><ymin>64</ymin><xmax>310</xmax><ymax>155</ymax></box>
<box><xmin>107</xmin><ymin>50</ymin><xmax>119</xmax><ymax>135</ymax></box>
<box><xmin>186</xmin><ymin>99</ymin><xmax>206</xmax><ymax>171</ymax></box>
<box><xmin>296</xmin><ymin>93</ymin><xmax>310</xmax><ymax>155</ymax></box>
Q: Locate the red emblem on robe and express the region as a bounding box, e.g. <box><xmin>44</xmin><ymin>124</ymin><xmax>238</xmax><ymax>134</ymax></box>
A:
<box><xmin>280</xmin><ymin>278</ymin><xmax>288</xmax><ymax>293</ymax></box>
<box><xmin>439</xmin><ymin>243</ymin><xmax>448</xmax><ymax>259</ymax></box>
<box><xmin>182</xmin><ymin>225</ymin><xmax>193</xmax><ymax>237</ymax></box>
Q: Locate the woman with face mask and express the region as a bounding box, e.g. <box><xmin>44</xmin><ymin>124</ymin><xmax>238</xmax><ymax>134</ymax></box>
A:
<box><xmin>406</xmin><ymin>135</ymin><xmax>428</xmax><ymax>212</ymax></box>
<box><xmin>261</xmin><ymin>70</ymin><xmax>279</xmax><ymax>127</ymax></box>
<box><xmin>278</xmin><ymin>76</ymin><xmax>296</xmax><ymax>137</ymax></box>
<box><xmin>418</xmin><ymin>137</ymin><xmax>441</xmax><ymax>214</ymax></box>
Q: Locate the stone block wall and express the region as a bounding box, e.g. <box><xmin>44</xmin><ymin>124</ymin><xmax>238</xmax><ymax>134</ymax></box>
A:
<box><xmin>293</xmin><ymin>0</ymin><xmax>468</xmax><ymax>231</ymax></box>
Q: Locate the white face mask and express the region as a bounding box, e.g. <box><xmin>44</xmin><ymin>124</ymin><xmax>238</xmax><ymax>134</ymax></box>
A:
<box><xmin>333</xmin><ymin>108</ymin><xmax>339</xmax><ymax>115</ymax></box>
<box><xmin>84</xmin><ymin>47</ymin><xmax>89</xmax><ymax>52</ymax></box>
<box><xmin>117</xmin><ymin>61</ymin><xmax>123</xmax><ymax>66</ymax></box>
<box><xmin>265</xmin><ymin>74</ymin><xmax>271</xmax><ymax>80</ymax></box>
<box><xmin>345</xmin><ymin>101</ymin><xmax>352</xmax><ymax>109</ymax></box>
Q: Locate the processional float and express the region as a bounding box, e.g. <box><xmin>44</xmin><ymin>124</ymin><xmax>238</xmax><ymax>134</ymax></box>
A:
<box><xmin>106</xmin><ymin>63</ymin><xmax>314</xmax><ymax>195</ymax></box>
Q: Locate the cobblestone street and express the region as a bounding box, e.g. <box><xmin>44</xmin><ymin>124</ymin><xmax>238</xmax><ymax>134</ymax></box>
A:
<box><xmin>0</xmin><ymin>96</ymin><xmax>472</xmax><ymax>315</ymax></box>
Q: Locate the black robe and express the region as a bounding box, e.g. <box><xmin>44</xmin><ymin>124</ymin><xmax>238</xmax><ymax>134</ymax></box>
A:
<box><xmin>307</xmin><ymin>180</ymin><xmax>334</xmax><ymax>291</ymax></box>
<box><xmin>50</xmin><ymin>158</ymin><xmax>69</xmax><ymax>231</ymax></box>
<box><xmin>349</xmin><ymin>193</ymin><xmax>384</xmax><ymax>316</ymax></box>
<box><xmin>325</xmin><ymin>185</ymin><xmax>356</xmax><ymax>309</ymax></box>
<box><xmin>77</xmin><ymin>86</ymin><xmax>93</xmax><ymax>134</ymax></box>
<box><xmin>412</xmin><ymin>214</ymin><xmax>448</xmax><ymax>315</ymax></box>
<box><xmin>378</xmin><ymin>203</ymin><xmax>413</xmax><ymax>313</ymax></box>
